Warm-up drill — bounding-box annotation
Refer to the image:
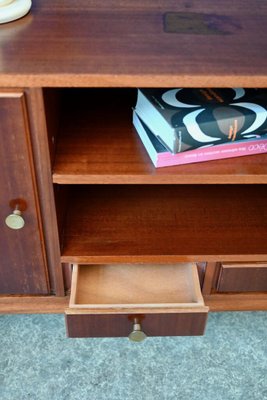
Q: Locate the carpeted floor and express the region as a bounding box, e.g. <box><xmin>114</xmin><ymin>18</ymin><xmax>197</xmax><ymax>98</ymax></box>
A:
<box><xmin>0</xmin><ymin>312</ymin><xmax>266</xmax><ymax>400</ymax></box>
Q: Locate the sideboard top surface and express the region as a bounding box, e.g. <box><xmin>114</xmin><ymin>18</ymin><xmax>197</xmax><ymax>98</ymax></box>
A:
<box><xmin>0</xmin><ymin>0</ymin><xmax>267</xmax><ymax>87</ymax></box>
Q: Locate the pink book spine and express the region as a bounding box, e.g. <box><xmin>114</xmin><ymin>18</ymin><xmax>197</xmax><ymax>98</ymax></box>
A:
<box><xmin>157</xmin><ymin>139</ymin><xmax>267</xmax><ymax>168</ymax></box>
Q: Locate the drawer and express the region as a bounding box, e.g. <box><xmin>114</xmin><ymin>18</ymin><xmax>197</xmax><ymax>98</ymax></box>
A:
<box><xmin>217</xmin><ymin>263</ymin><xmax>267</xmax><ymax>292</ymax></box>
<box><xmin>65</xmin><ymin>263</ymin><xmax>209</xmax><ymax>339</ymax></box>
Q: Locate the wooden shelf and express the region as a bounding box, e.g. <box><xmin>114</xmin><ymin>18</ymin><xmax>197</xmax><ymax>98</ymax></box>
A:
<box><xmin>52</xmin><ymin>89</ymin><xmax>267</xmax><ymax>185</ymax></box>
<box><xmin>1</xmin><ymin>1</ymin><xmax>267</xmax><ymax>87</ymax></box>
<box><xmin>61</xmin><ymin>185</ymin><xmax>267</xmax><ymax>263</ymax></box>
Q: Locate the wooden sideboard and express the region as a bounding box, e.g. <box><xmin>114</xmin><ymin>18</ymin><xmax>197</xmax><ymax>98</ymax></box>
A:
<box><xmin>0</xmin><ymin>1</ymin><xmax>267</xmax><ymax>338</ymax></box>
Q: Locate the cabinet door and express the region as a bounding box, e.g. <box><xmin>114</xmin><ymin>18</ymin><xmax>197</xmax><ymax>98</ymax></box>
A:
<box><xmin>0</xmin><ymin>91</ymin><xmax>49</xmax><ymax>294</ymax></box>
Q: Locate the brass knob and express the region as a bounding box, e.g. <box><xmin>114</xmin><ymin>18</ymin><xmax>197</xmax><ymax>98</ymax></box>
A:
<box><xmin>128</xmin><ymin>318</ymin><xmax>147</xmax><ymax>342</ymax></box>
<box><xmin>5</xmin><ymin>206</ymin><xmax>25</xmax><ymax>230</ymax></box>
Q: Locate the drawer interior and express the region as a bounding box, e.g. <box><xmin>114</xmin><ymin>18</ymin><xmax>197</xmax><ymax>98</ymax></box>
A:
<box><xmin>69</xmin><ymin>263</ymin><xmax>205</xmax><ymax>309</ymax></box>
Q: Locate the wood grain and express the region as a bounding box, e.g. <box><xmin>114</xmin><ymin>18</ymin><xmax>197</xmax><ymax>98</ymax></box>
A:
<box><xmin>0</xmin><ymin>294</ymin><xmax>266</xmax><ymax>314</ymax></box>
<box><xmin>0</xmin><ymin>296</ymin><xmax>68</xmax><ymax>314</ymax></box>
<box><xmin>61</xmin><ymin>185</ymin><xmax>267</xmax><ymax>263</ymax></box>
<box><xmin>196</xmin><ymin>262</ymin><xmax>207</xmax><ymax>288</ymax></box>
<box><xmin>52</xmin><ymin>89</ymin><xmax>267</xmax><ymax>185</ymax></box>
<box><xmin>69</xmin><ymin>263</ymin><xmax>204</xmax><ymax>309</ymax></box>
<box><xmin>202</xmin><ymin>262</ymin><xmax>218</xmax><ymax>295</ymax></box>
<box><xmin>25</xmin><ymin>88</ymin><xmax>65</xmax><ymax>296</ymax></box>
<box><xmin>205</xmin><ymin>293</ymin><xmax>267</xmax><ymax>311</ymax></box>
<box><xmin>65</xmin><ymin>312</ymin><xmax>208</xmax><ymax>338</ymax></box>
<box><xmin>0</xmin><ymin>91</ymin><xmax>49</xmax><ymax>294</ymax></box>
<box><xmin>216</xmin><ymin>263</ymin><xmax>267</xmax><ymax>292</ymax></box>
<box><xmin>0</xmin><ymin>1</ymin><xmax>267</xmax><ymax>87</ymax></box>
<box><xmin>62</xmin><ymin>263</ymin><xmax>72</xmax><ymax>294</ymax></box>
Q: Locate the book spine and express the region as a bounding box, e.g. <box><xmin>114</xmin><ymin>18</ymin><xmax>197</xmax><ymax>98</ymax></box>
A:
<box><xmin>157</xmin><ymin>140</ymin><xmax>267</xmax><ymax>168</ymax></box>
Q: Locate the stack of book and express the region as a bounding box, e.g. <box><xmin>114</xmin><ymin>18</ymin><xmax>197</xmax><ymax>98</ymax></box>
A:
<box><xmin>133</xmin><ymin>88</ymin><xmax>267</xmax><ymax>167</ymax></box>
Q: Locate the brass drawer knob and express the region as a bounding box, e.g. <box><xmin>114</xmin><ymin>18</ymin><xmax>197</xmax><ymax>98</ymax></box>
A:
<box><xmin>5</xmin><ymin>207</ymin><xmax>25</xmax><ymax>230</ymax></box>
<box><xmin>128</xmin><ymin>318</ymin><xmax>147</xmax><ymax>342</ymax></box>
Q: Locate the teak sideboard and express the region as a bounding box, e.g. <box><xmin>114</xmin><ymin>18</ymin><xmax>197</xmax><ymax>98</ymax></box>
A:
<box><xmin>1</xmin><ymin>0</ymin><xmax>267</xmax><ymax>339</ymax></box>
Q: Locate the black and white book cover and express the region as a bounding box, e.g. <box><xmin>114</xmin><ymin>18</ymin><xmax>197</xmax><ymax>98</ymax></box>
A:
<box><xmin>135</xmin><ymin>88</ymin><xmax>267</xmax><ymax>153</ymax></box>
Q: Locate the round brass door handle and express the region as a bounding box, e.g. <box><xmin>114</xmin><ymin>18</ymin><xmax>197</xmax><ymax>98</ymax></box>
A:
<box><xmin>5</xmin><ymin>208</ymin><xmax>25</xmax><ymax>230</ymax></box>
<box><xmin>128</xmin><ymin>318</ymin><xmax>147</xmax><ymax>342</ymax></box>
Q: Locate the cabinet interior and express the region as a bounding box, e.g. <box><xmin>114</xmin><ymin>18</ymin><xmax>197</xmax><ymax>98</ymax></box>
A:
<box><xmin>43</xmin><ymin>88</ymin><xmax>267</xmax><ymax>283</ymax></box>
<box><xmin>57</xmin><ymin>184</ymin><xmax>267</xmax><ymax>264</ymax></box>
<box><xmin>44</xmin><ymin>88</ymin><xmax>267</xmax><ymax>185</ymax></box>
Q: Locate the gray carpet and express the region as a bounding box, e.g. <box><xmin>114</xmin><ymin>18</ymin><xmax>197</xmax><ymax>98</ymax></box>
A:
<box><xmin>0</xmin><ymin>312</ymin><xmax>266</xmax><ymax>400</ymax></box>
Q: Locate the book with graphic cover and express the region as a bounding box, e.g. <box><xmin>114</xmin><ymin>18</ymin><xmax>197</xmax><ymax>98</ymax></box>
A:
<box><xmin>133</xmin><ymin>111</ymin><xmax>267</xmax><ymax>168</ymax></box>
<box><xmin>134</xmin><ymin>88</ymin><xmax>267</xmax><ymax>153</ymax></box>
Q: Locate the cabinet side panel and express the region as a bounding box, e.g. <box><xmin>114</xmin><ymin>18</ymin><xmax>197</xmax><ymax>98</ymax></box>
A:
<box><xmin>25</xmin><ymin>88</ymin><xmax>64</xmax><ymax>296</ymax></box>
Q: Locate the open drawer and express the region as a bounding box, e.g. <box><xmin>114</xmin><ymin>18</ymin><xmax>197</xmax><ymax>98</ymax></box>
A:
<box><xmin>65</xmin><ymin>263</ymin><xmax>209</xmax><ymax>340</ymax></box>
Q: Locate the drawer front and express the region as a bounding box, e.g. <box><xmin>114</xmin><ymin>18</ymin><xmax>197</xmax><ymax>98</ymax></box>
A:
<box><xmin>66</xmin><ymin>263</ymin><xmax>209</xmax><ymax>338</ymax></box>
<box><xmin>0</xmin><ymin>91</ymin><xmax>49</xmax><ymax>294</ymax></box>
<box><xmin>217</xmin><ymin>263</ymin><xmax>267</xmax><ymax>292</ymax></box>
<box><xmin>65</xmin><ymin>312</ymin><xmax>208</xmax><ymax>338</ymax></box>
